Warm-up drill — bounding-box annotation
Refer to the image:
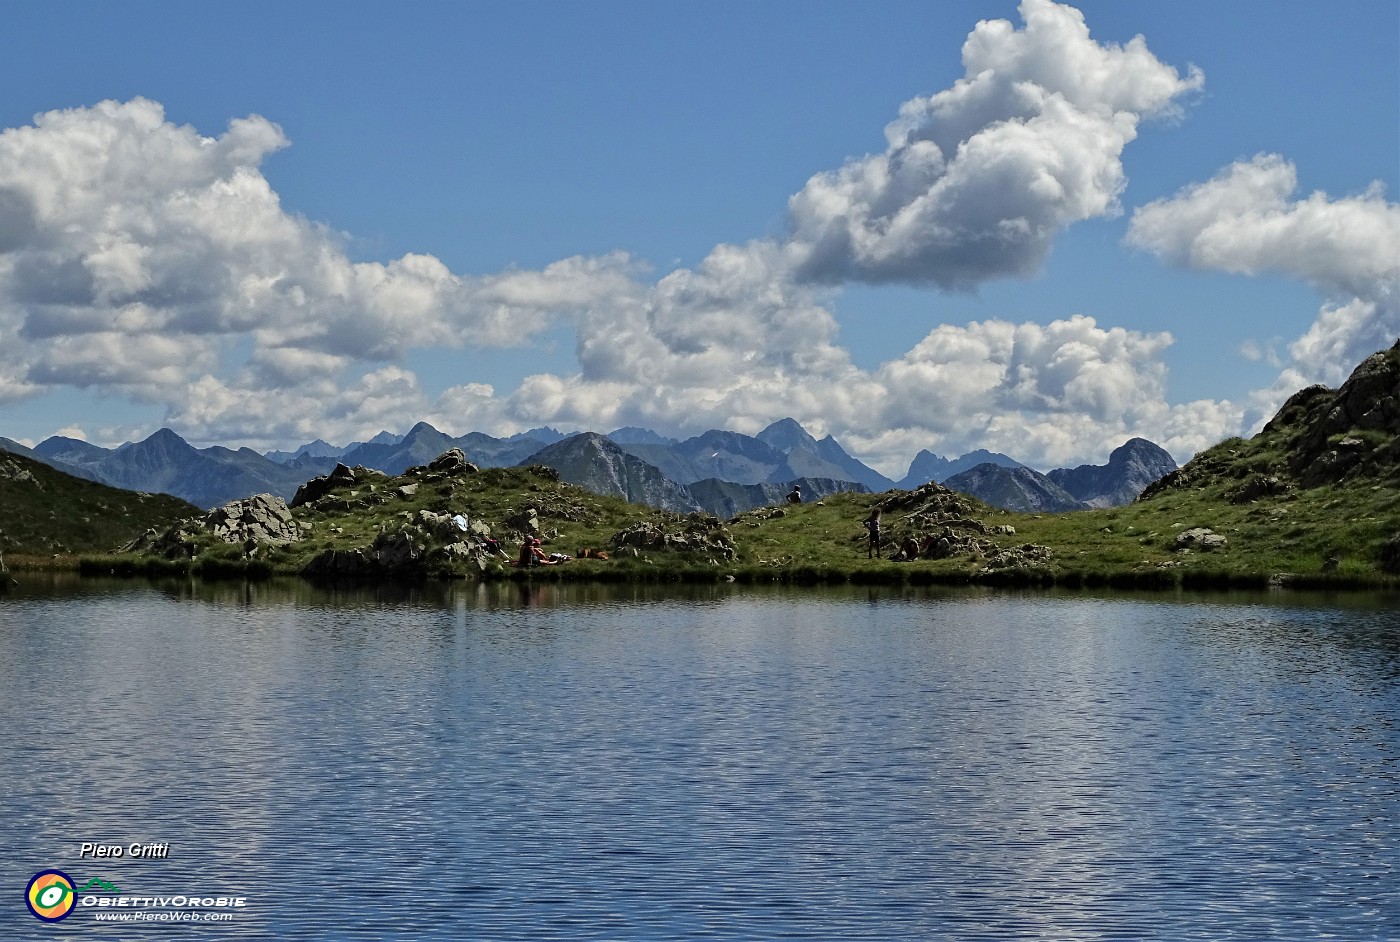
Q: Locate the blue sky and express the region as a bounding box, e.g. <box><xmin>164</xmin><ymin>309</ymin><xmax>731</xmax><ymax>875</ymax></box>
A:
<box><xmin>1</xmin><ymin>0</ymin><xmax>1396</xmax><ymax>474</ymax></box>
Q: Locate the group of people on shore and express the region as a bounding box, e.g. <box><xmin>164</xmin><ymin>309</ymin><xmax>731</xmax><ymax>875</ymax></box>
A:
<box><xmin>863</xmin><ymin>508</ymin><xmax>941</xmax><ymax>561</ymax></box>
<box><xmin>517</xmin><ymin>537</ymin><xmax>572</xmax><ymax>567</ymax></box>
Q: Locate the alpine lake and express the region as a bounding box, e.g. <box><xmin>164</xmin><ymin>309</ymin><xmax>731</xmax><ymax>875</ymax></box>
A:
<box><xmin>2</xmin><ymin>574</ymin><xmax>1397</xmax><ymax>940</ymax></box>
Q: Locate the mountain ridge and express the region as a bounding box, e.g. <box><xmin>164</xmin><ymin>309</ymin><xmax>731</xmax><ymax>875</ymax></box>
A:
<box><xmin>11</xmin><ymin>418</ymin><xmax>1177</xmax><ymax>515</ymax></box>
<box><xmin>944</xmin><ymin>463</ymin><xmax>1087</xmax><ymax>513</ymax></box>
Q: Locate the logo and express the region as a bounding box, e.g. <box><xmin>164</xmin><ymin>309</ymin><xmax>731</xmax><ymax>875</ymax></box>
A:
<box><xmin>78</xmin><ymin>878</ymin><xmax>121</xmax><ymax>894</ymax></box>
<box><xmin>26</xmin><ymin>870</ymin><xmax>76</xmax><ymax>922</ymax></box>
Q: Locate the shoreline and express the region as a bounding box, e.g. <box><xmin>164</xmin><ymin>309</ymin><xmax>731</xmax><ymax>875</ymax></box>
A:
<box><xmin>10</xmin><ymin>552</ymin><xmax>1387</xmax><ymax>594</ymax></box>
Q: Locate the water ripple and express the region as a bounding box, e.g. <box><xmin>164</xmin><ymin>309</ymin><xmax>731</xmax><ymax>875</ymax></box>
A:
<box><xmin>0</xmin><ymin>579</ymin><xmax>1396</xmax><ymax>939</ymax></box>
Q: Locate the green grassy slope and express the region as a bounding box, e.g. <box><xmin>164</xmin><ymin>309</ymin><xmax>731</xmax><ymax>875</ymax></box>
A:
<box><xmin>57</xmin><ymin>341</ymin><xmax>1400</xmax><ymax>589</ymax></box>
<box><xmin>0</xmin><ymin>448</ymin><xmax>200</xmax><ymax>561</ymax></box>
<box><xmin>81</xmin><ymin>452</ymin><xmax>1396</xmax><ymax>588</ymax></box>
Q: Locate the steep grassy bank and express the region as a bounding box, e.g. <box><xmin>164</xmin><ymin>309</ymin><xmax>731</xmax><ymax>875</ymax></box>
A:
<box><xmin>0</xmin><ymin>449</ymin><xmax>199</xmax><ymax>562</ymax></box>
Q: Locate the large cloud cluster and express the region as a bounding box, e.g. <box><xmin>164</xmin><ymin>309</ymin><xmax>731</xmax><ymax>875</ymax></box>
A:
<box><xmin>0</xmin><ymin>98</ymin><xmax>598</xmax><ymax>398</ymax></box>
<box><xmin>787</xmin><ymin>0</ymin><xmax>1201</xmax><ymax>288</ymax></box>
<box><xmin>1128</xmin><ymin>154</ymin><xmax>1400</xmax><ymax>418</ymax></box>
<box><xmin>1</xmin><ymin>1</ymin><xmax>1313</xmax><ymax>473</ymax></box>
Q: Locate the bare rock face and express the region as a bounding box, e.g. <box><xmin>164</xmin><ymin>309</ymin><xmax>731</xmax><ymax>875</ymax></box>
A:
<box><xmin>1268</xmin><ymin>343</ymin><xmax>1398</xmax><ymax>488</ymax></box>
<box><xmin>1297</xmin><ymin>346</ymin><xmax>1400</xmax><ymax>452</ymax></box>
<box><xmin>1142</xmin><ymin>342</ymin><xmax>1399</xmax><ymax>502</ymax></box>
<box><xmin>524</xmin><ymin>433</ymin><xmax>698</xmax><ymax>513</ymax></box>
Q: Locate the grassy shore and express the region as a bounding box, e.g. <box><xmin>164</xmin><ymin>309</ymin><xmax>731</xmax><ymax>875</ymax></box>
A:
<box><xmin>47</xmin><ymin>458</ymin><xmax>1395</xmax><ymax>591</ymax></box>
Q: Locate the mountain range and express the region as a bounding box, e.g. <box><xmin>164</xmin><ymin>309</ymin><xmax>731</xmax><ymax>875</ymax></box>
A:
<box><xmin>940</xmin><ymin>438</ymin><xmax>1180</xmax><ymax>513</ymax></box>
<box><xmin>1</xmin><ymin>417</ymin><xmax>1176</xmax><ymax>518</ymax></box>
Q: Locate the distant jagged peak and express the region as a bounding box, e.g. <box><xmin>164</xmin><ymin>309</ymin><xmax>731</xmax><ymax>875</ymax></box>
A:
<box><xmin>294</xmin><ymin>439</ymin><xmax>341</xmax><ymax>458</ymax></box>
<box><xmin>607</xmin><ymin>426</ymin><xmax>679</xmax><ymax>446</ymax></box>
<box><xmin>556</xmin><ymin>430</ymin><xmax>612</xmax><ymax>448</ymax></box>
<box><xmin>1047</xmin><ymin>437</ymin><xmax>1177</xmax><ymax>507</ymax></box>
<box><xmin>35</xmin><ymin>434</ymin><xmax>112</xmax><ymax>462</ymax></box>
<box><xmin>683</xmin><ymin>428</ymin><xmax>783</xmax><ymax>457</ymax></box>
<box><xmin>402</xmin><ymin>420</ymin><xmax>449</xmax><ymax>441</ymax></box>
<box><xmin>944</xmin><ymin>462</ymin><xmax>1086</xmax><ymax>513</ymax></box>
<box><xmin>120</xmin><ymin>427</ymin><xmax>198</xmax><ymax>455</ymax></box>
<box><xmin>900</xmin><ymin>447</ymin><xmax>1022</xmax><ymax>488</ymax></box>
<box><xmin>1107</xmin><ymin>437</ymin><xmax>1176</xmax><ymax>467</ymax></box>
<box><xmin>507</xmin><ymin>426</ymin><xmax>566</xmax><ymax>445</ymax></box>
<box><xmin>756</xmin><ymin>417</ymin><xmax>820</xmax><ymax>453</ymax></box>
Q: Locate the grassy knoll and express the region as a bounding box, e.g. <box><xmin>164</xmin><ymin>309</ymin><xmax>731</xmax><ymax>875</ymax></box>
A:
<box><xmin>69</xmin><ymin>457</ymin><xmax>1398</xmax><ymax>590</ymax></box>
<box><xmin>27</xmin><ymin>342</ymin><xmax>1400</xmax><ymax>591</ymax></box>
<box><xmin>692</xmin><ymin>481</ymin><xmax>1397</xmax><ymax>589</ymax></box>
<box><xmin>0</xmin><ymin>448</ymin><xmax>198</xmax><ymax>565</ymax></box>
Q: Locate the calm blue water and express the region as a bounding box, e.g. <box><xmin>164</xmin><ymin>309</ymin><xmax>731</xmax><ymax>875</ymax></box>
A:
<box><xmin>1</xmin><ymin>576</ymin><xmax>1397</xmax><ymax>940</ymax></box>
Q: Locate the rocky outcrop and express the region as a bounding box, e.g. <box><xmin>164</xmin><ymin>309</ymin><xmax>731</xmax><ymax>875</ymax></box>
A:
<box><xmin>610</xmin><ymin>515</ymin><xmax>737</xmax><ymax>561</ymax></box>
<box><xmin>1145</xmin><ymin>341</ymin><xmax>1399</xmax><ymax>502</ymax></box>
<box><xmin>912</xmin><ymin>526</ymin><xmax>1053</xmax><ymax>570</ymax></box>
<box><xmin>301</xmin><ymin>516</ymin><xmax>505</xmax><ymax>580</ymax></box>
<box><xmin>426</xmin><ymin>448</ymin><xmax>477</xmax><ymax>475</ymax></box>
<box><xmin>848</xmin><ymin>482</ymin><xmax>1050</xmax><ymax>568</ymax></box>
<box><xmin>1229</xmin><ymin>473</ymin><xmax>1290</xmax><ymax>504</ymax></box>
<box><xmin>1294</xmin><ymin>344</ymin><xmax>1400</xmax><ymax>471</ymax></box>
<box><xmin>203</xmin><ymin>494</ymin><xmax>303</xmax><ymax>546</ymax></box>
<box><xmin>290</xmin><ymin>463</ymin><xmax>388</xmax><ymax>508</ymax></box>
<box><xmin>124</xmin><ymin>493</ymin><xmax>305</xmax><ymax>558</ymax></box>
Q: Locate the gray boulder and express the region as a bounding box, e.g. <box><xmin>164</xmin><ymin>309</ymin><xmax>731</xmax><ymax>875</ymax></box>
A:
<box><xmin>1175</xmin><ymin>527</ymin><xmax>1227</xmax><ymax>552</ymax></box>
<box><xmin>204</xmin><ymin>494</ymin><xmax>303</xmax><ymax>546</ymax></box>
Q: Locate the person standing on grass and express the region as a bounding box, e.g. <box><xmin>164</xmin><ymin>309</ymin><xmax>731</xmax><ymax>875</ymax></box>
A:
<box><xmin>864</xmin><ymin>508</ymin><xmax>882</xmax><ymax>558</ymax></box>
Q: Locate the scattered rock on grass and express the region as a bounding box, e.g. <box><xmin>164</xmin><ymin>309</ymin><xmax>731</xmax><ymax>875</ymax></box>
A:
<box><xmin>1174</xmin><ymin>527</ymin><xmax>1227</xmax><ymax>552</ymax></box>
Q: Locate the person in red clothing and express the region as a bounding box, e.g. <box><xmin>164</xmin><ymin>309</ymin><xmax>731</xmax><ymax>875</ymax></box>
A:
<box><xmin>518</xmin><ymin>537</ymin><xmax>554</xmax><ymax>567</ymax></box>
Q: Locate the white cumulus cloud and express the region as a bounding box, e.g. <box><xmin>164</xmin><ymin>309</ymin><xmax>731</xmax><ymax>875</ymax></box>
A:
<box><xmin>786</xmin><ymin>0</ymin><xmax>1202</xmax><ymax>288</ymax></box>
<box><xmin>1128</xmin><ymin>153</ymin><xmax>1400</xmax><ymax>416</ymax></box>
<box><xmin>0</xmin><ymin>3</ymin><xmax>1259</xmax><ymax>472</ymax></box>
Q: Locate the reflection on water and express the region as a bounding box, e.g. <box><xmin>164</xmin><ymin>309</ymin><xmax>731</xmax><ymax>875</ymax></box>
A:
<box><xmin>1</xmin><ymin>576</ymin><xmax>1397</xmax><ymax>940</ymax></box>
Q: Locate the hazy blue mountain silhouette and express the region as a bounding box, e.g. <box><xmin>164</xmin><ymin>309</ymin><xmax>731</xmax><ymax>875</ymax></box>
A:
<box><xmin>9</xmin><ymin>416</ymin><xmax>1179</xmax><ymax>517</ymax></box>
<box><xmin>30</xmin><ymin>428</ymin><xmax>310</xmax><ymax>508</ymax></box>
<box><xmin>943</xmin><ymin>463</ymin><xmax>1087</xmax><ymax>513</ymax></box>
<box><xmin>897</xmin><ymin>448</ymin><xmax>1024</xmax><ymax>488</ymax></box>
<box><xmin>1046</xmin><ymin>438</ymin><xmax>1178</xmax><ymax>507</ymax></box>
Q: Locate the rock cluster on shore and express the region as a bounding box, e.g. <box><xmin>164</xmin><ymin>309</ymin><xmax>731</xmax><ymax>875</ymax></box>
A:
<box><xmin>610</xmin><ymin>516</ymin><xmax>737</xmax><ymax>561</ymax></box>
